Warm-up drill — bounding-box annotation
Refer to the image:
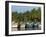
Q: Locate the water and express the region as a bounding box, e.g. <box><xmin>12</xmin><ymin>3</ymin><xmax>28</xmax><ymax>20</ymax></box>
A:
<box><xmin>11</xmin><ymin>22</ymin><xmax>41</xmax><ymax>31</ymax></box>
<box><xmin>11</xmin><ymin>26</ymin><xmax>41</xmax><ymax>31</ymax></box>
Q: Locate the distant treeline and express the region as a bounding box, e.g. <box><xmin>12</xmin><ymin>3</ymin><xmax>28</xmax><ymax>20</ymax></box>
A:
<box><xmin>12</xmin><ymin>7</ymin><xmax>41</xmax><ymax>23</ymax></box>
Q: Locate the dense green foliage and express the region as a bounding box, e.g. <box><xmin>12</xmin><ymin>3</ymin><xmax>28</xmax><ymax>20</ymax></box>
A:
<box><xmin>12</xmin><ymin>7</ymin><xmax>41</xmax><ymax>23</ymax></box>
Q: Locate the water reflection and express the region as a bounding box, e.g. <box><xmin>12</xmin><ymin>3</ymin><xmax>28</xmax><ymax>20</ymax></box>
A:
<box><xmin>11</xmin><ymin>22</ymin><xmax>41</xmax><ymax>31</ymax></box>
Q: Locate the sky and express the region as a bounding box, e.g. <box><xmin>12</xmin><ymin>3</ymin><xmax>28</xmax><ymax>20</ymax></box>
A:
<box><xmin>11</xmin><ymin>5</ymin><xmax>39</xmax><ymax>13</ymax></box>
